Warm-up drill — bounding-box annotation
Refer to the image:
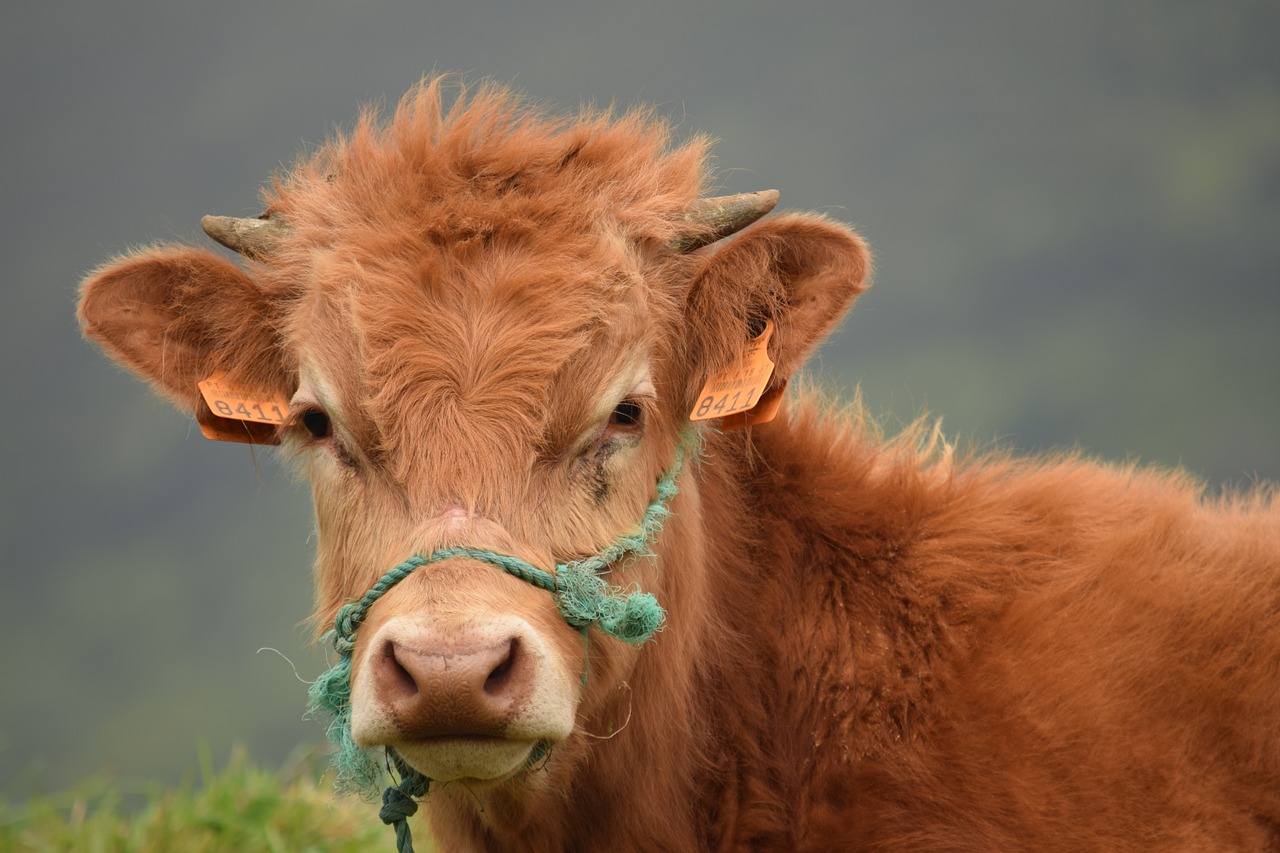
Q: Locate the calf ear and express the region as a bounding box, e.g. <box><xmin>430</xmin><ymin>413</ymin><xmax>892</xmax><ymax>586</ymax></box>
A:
<box><xmin>682</xmin><ymin>213</ymin><xmax>871</xmax><ymax>408</ymax></box>
<box><xmin>78</xmin><ymin>245</ymin><xmax>291</xmax><ymax>410</ymax></box>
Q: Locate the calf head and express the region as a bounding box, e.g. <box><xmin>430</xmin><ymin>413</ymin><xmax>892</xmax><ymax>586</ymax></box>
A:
<box><xmin>78</xmin><ymin>81</ymin><xmax>869</xmax><ymax>813</ymax></box>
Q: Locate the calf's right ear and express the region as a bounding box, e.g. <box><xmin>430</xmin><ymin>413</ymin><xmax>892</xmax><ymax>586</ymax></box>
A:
<box><xmin>78</xmin><ymin>245</ymin><xmax>291</xmax><ymax>411</ymax></box>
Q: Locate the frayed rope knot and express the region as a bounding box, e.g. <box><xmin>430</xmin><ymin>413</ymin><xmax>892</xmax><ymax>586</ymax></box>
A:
<box><xmin>306</xmin><ymin>432</ymin><xmax>698</xmax><ymax>850</ymax></box>
<box><xmin>555</xmin><ymin>563</ymin><xmax>665</xmax><ymax>644</ymax></box>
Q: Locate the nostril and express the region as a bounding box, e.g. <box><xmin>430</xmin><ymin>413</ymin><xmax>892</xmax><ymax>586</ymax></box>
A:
<box><xmin>383</xmin><ymin>640</ymin><xmax>419</xmax><ymax>697</ymax></box>
<box><xmin>483</xmin><ymin>638</ymin><xmax>520</xmax><ymax>696</ymax></box>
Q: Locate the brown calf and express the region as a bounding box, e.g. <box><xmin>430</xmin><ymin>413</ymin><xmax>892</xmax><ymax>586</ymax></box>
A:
<box><xmin>79</xmin><ymin>80</ymin><xmax>1280</xmax><ymax>851</ymax></box>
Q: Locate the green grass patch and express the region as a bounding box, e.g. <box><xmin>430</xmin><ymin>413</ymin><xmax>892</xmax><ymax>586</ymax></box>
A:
<box><xmin>0</xmin><ymin>746</ymin><xmax>422</xmax><ymax>853</ymax></box>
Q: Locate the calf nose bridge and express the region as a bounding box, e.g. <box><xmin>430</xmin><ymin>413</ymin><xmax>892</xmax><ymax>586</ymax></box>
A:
<box><xmin>374</xmin><ymin>632</ymin><xmax>533</xmax><ymax>739</ymax></box>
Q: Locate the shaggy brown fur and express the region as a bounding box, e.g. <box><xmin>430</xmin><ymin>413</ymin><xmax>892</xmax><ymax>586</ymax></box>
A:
<box><xmin>79</xmin><ymin>79</ymin><xmax>1280</xmax><ymax>851</ymax></box>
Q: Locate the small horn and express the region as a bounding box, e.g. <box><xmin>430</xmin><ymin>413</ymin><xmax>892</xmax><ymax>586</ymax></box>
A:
<box><xmin>200</xmin><ymin>215</ymin><xmax>284</xmax><ymax>259</ymax></box>
<box><xmin>669</xmin><ymin>190</ymin><xmax>780</xmax><ymax>253</ymax></box>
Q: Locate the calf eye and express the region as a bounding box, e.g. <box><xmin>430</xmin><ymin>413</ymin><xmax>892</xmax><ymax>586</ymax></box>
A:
<box><xmin>609</xmin><ymin>400</ymin><xmax>643</xmax><ymax>429</ymax></box>
<box><xmin>301</xmin><ymin>408</ymin><xmax>332</xmax><ymax>439</ymax></box>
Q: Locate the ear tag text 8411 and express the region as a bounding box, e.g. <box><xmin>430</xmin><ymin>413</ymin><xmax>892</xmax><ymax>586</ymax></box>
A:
<box><xmin>689</xmin><ymin>319</ymin><xmax>783</xmax><ymax>428</ymax></box>
<box><xmin>196</xmin><ymin>370</ymin><xmax>288</xmax><ymax>445</ymax></box>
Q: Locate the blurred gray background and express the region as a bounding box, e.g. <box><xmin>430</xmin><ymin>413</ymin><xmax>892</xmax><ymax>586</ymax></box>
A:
<box><xmin>3</xmin><ymin>0</ymin><xmax>1278</xmax><ymax>796</ymax></box>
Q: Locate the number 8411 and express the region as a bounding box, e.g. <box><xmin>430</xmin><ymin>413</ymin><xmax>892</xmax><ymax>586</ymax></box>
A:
<box><xmin>694</xmin><ymin>389</ymin><xmax>755</xmax><ymax>419</ymax></box>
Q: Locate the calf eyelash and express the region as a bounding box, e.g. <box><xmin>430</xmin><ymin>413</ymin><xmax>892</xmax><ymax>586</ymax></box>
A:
<box><xmin>608</xmin><ymin>399</ymin><xmax>644</xmax><ymax>430</ymax></box>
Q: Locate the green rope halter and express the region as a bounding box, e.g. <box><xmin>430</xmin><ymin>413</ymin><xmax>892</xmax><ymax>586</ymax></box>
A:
<box><xmin>307</xmin><ymin>433</ymin><xmax>695</xmax><ymax>852</ymax></box>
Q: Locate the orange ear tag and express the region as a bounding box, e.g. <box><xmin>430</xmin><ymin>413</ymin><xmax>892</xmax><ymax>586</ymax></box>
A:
<box><xmin>195</xmin><ymin>370</ymin><xmax>289</xmax><ymax>445</ymax></box>
<box><xmin>689</xmin><ymin>319</ymin><xmax>783</xmax><ymax>429</ymax></box>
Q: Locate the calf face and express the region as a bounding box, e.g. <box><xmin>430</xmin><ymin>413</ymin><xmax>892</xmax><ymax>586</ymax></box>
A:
<box><xmin>77</xmin><ymin>81</ymin><xmax>869</xmax><ymax>799</ymax></box>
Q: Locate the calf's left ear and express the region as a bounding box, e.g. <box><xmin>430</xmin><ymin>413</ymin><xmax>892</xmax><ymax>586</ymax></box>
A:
<box><xmin>682</xmin><ymin>213</ymin><xmax>871</xmax><ymax>407</ymax></box>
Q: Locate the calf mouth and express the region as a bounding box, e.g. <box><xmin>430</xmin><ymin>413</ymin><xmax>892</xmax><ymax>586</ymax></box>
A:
<box><xmin>393</xmin><ymin>735</ymin><xmax>551</xmax><ymax>784</ymax></box>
